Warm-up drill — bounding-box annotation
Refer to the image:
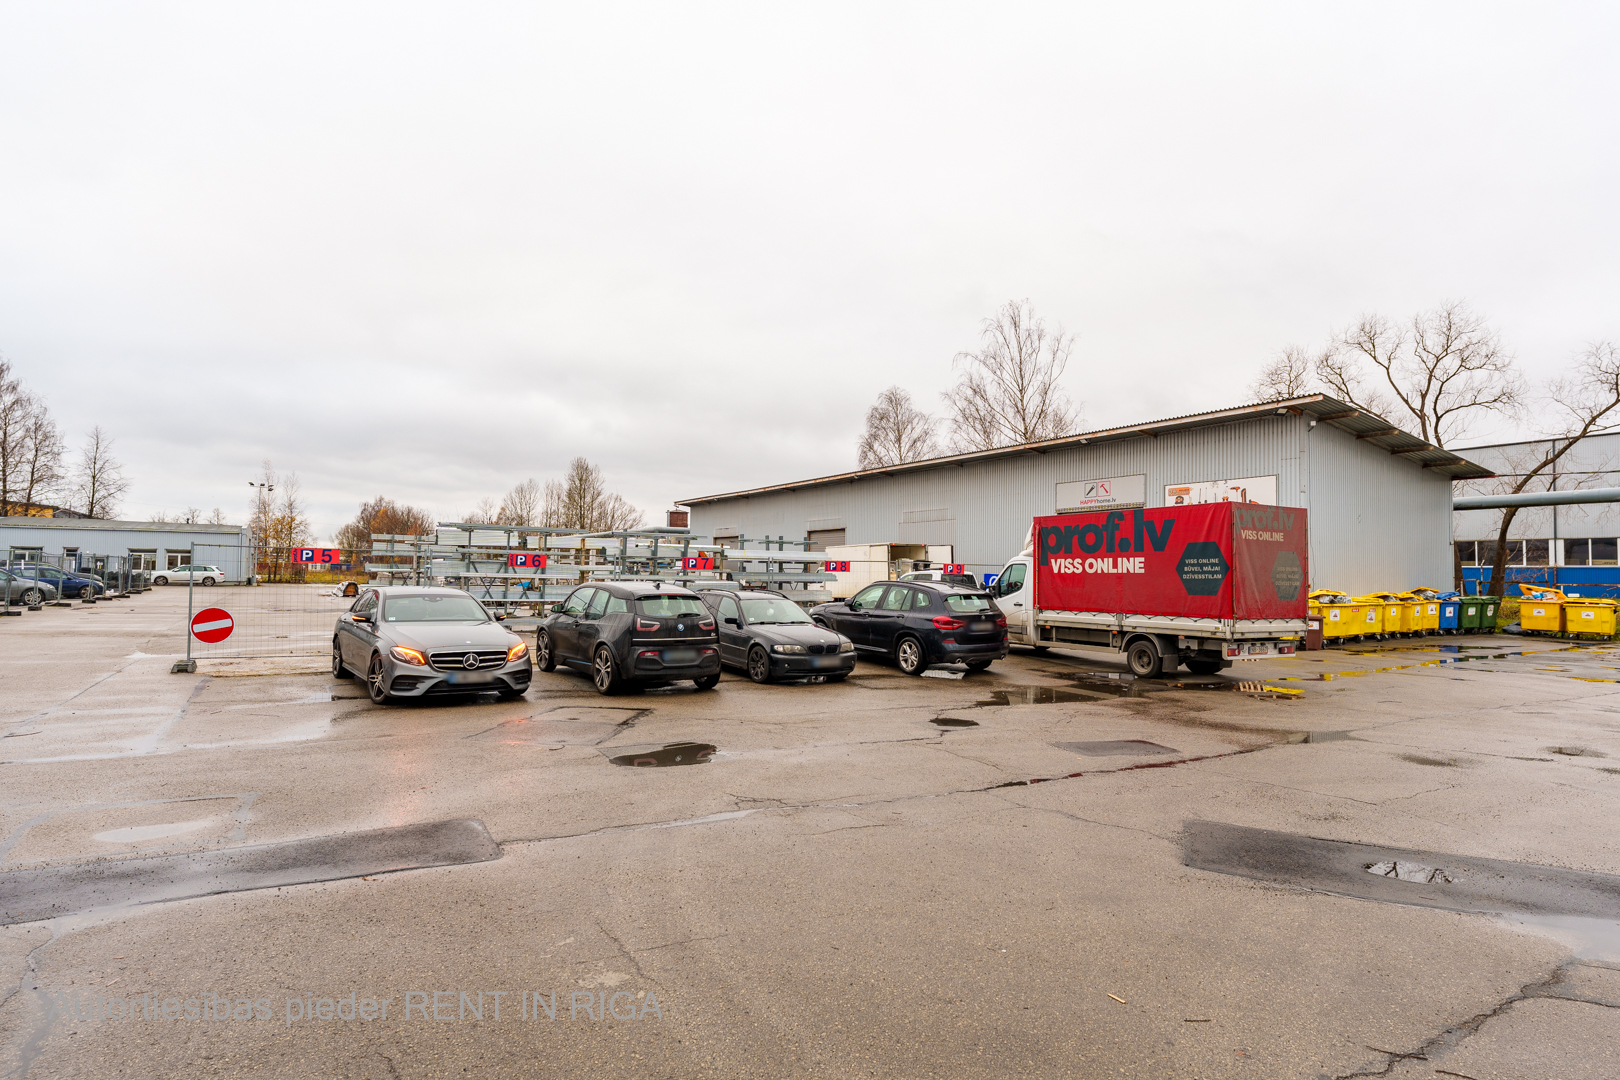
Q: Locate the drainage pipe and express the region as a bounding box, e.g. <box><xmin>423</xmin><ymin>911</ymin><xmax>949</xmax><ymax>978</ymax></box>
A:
<box><xmin>1452</xmin><ymin>487</ymin><xmax>1620</xmax><ymax>510</ymax></box>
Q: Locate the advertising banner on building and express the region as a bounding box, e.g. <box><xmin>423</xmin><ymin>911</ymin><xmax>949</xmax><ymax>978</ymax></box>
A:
<box><xmin>1032</xmin><ymin>504</ymin><xmax>1307</xmax><ymax>620</ymax></box>
<box><xmin>1055</xmin><ymin>474</ymin><xmax>1146</xmax><ymax>513</ymax></box>
<box><xmin>1165</xmin><ymin>475</ymin><xmax>1278</xmax><ymax>506</ymax></box>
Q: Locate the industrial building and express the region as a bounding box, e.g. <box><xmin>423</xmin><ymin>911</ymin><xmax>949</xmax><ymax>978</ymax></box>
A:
<box><xmin>0</xmin><ymin>517</ymin><xmax>251</xmax><ymax>581</ymax></box>
<box><xmin>1452</xmin><ymin>427</ymin><xmax>1620</xmax><ymax>595</ymax></box>
<box><xmin>681</xmin><ymin>395</ymin><xmax>1492</xmax><ymax>597</ymax></box>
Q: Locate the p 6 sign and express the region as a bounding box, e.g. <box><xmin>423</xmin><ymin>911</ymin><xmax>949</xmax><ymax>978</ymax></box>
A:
<box><xmin>507</xmin><ymin>552</ymin><xmax>547</xmax><ymax>569</ymax></box>
<box><xmin>823</xmin><ymin>560</ymin><xmax>851</xmax><ymax>573</ymax></box>
<box><xmin>291</xmin><ymin>547</ymin><xmax>342</xmax><ymax>565</ymax></box>
<box><xmin>682</xmin><ymin>554</ymin><xmax>715</xmax><ymax>571</ymax></box>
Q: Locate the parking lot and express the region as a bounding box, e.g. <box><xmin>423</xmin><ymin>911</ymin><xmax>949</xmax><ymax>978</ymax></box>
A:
<box><xmin>3</xmin><ymin>586</ymin><xmax>1619</xmax><ymax>1079</ymax></box>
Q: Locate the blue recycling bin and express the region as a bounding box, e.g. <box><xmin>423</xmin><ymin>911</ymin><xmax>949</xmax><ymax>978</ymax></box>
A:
<box><xmin>1437</xmin><ymin>591</ymin><xmax>1461</xmax><ymax>634</ymax></box>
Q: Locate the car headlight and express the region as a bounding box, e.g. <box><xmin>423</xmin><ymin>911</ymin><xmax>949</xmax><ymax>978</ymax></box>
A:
<box><xmin>390</xmin><ymin>646</ymin><xmax>427</xmax><ymax>666</ymax></box>
<box><xmin>507</xmin><ymin>641</ymin><xmax>529</xmax><ymax>662</ymax></box>
<box><xmin>772</xmin><ymin>644</ymin><xmax>807</xmax><ymax>654</ymax></box>
<box><xmin>839</xmin><ymin>640</ymin><xmax>855</xmax><ymax>653</ymax></box>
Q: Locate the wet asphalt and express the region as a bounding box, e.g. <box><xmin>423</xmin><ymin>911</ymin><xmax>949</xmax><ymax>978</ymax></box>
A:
<box><xmin>2</xmin><ymin>589</ymin><xmax>1619</xmax><ymax>1078</ymax></box>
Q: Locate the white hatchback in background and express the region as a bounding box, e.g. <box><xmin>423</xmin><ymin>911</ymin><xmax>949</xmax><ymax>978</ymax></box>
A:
<box><xmin>898</xmin><ymin>569</ymin><xmax>983</xmax><ymax>590</ymax></box>
<box><xmin>152</xmin><ymin>564</ymin><xmax>225</xmax><ymax>586</ymax></box>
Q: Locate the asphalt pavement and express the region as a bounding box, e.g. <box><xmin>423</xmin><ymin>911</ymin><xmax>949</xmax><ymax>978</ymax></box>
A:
<box><xmin>2</xmin><ymin>587</ymin><xmax>1618</xmax><ymax>1079</ymax></box>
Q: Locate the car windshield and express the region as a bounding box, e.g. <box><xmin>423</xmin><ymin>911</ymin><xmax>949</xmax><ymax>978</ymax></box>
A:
<box><xmin>739</xmin><ymin>598</ymin><xmax>811</xmax><ymax>624</ymax></box>
<box><xmin>637</xmin><ymin>595</ymin><xmax>708</xmax><ymax>617</ymax></box>
<box><xmin>382</xmin><ymin>595</ymin><xmax>490</xmax><ymax>623</ymax></box>
<box><xmin>944</xmin><ymin>594</ymin><xmax>993</xmax><ymax>614</ymax></box>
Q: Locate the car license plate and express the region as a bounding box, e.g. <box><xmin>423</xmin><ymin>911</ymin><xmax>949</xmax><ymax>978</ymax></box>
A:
<box><xmin>446</xmin><ymin>671</ymin><xmax>496</xmax><ymax>684</ymax></box>
<box><xmin>664</xmin><ymin>649</ymin><xmax>698</xmax><ymax>665</ymax></box>
<box><xmin>810</xmin><ymin>655</ymin><xmax>841</xmax><ymax>668</ymax></box>
<box><xmin>971</xmin><ymin>621</ymin><xmax>994</xmax><ymax>632</ymax></box>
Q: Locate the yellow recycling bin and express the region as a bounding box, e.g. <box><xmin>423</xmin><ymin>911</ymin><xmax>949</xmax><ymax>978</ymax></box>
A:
<box><xmin>1563</xmin><ymin>598</ymin><xmax>1618</xmax><ymax>638</ymax></box>
<box><xmin>1518</xmin><ymin>587</ymin><xmax>1566</xmax><ymax>634</ymax></box>
<box><xmin>1403</xmin><ymin>589</ymin><xmax>1442</xmax><ymax>634</ymax></box>
<box><xmin>1309</xmin><ymin>590</ymin><xmax>1360</xmax><ymax>642</ymax></box>
<box><xmin>1351</xmin><ymin>595</ymin><xmax>1389</xmax><ymax>638</ymax></box>
<box><xmin>1365</xmin><ymin>593</ymin><xmax>1415</xmax><ymax>635</ymax></box>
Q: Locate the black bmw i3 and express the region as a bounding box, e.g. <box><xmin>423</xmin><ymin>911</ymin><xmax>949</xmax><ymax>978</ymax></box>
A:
<box><xmin>536</xmin><ymin>581</ymin><xmax>721</xmax><ymax>694</ymax></box>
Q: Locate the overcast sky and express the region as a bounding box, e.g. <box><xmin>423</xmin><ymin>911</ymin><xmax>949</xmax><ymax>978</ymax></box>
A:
<box><xmin>2</xmin><ymin>3</ymin><xmax>1617</xmax><ymax>539</ymax></box>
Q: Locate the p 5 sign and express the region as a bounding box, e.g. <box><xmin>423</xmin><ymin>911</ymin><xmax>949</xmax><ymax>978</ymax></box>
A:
<box><xmin>823</xmin><ymin>560</ymin><xmax>851</xmax><ymax>573</ymax></box>
<box><xmin>291</xmin><ymin>547</ymin><xmax>342</xmax><ymax>564</ymax></box>
<box><xmin>507</xmin><ymin>552</ymin><xmax>547</xmax><ymax>569</ymax></box>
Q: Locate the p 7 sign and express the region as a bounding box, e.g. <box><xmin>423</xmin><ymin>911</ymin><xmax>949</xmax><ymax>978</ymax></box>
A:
<box><xmin>507</xmin><ymin>552</ymin><xmax>548</xmax><ymax>569</ymax></box>
<box><xmin>682</xmin><ymin>554</ymin><xmax>716</xmax><ymax>571</ymax></box>
<box><xmin>291</xmin><ymin>547</ymin><xmax>342</xmax><ymax>564</ymax></box>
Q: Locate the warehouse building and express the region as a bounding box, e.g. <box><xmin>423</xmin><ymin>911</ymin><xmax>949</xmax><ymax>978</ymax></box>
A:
<box><xmin>680</xmin><ymin>395</ymin><xmax>1492</xmax><ymax>597</ymax></box>
<box><xmin>0</xmin><ymin>517</ymin><xmax>251</xmax><ymax>581</ymax></box>
<box><xmin>1452</xmin><ymin>427</ymin><xmax>1620</xmax><ymax>596</ymax></box>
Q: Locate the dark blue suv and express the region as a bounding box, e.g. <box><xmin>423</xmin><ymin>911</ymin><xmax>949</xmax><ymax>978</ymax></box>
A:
<box><xmin>12</xmin><ymin>564</ymin><xmax>105</xmax><ymax>600</ymax></box>
<box><xmin>811</xmin><ymin>580</ymin><xmax>1007</xmax><ymax>675</ymax></box>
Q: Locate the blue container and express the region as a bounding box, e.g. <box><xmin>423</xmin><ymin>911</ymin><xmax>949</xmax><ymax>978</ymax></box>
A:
<box><xmin>1437</xmin><ymin>591</ymin><xmax>1461</xmax><ymax>633</ymax></box>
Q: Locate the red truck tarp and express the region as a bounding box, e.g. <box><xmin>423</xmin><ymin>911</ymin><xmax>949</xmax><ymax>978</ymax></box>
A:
<box><xmin>1032</xmin><ymin>503</ymin><xmax>1308</xmax><ymax>620</ymax></box>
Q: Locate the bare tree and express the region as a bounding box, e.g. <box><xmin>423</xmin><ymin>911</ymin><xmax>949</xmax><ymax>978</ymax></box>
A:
<box><xmin>0</xmin><ymin>359</ymin><xmax>34</xmax><ymax>512</ymax></box>
<box><xmin>541</xmin><ymin>457</ymin><xmax>644</xmax><ymax>531</ymax></box>
<box><xmin>1248</xmin><ymin>345</ymin><xmax>1320</xmax><ymax>402</ymax></box>
<box><xmin>1477</xmin><ymin>342</ymin><xmax>1620</xmax><ymax>599</ymax></box>
<box><xmin>1323</xmin><ymin>303</ymin><xmax>1522</xmax><ymax>448</ymax></box>
<box><xmin>943</xmin><ymin>299</ymin><xmax>1081</xmax><ymax>451</ymax></box>
<box><xmin>334</xmin><ymin>496</ymin><xmax>436</xmax><ymax>564</ymax></box>
<box><xmin>463</xmin><ymin>496</ymin><xmax>501</xmax><ymax>524</ymax></box>
<box><xmin>71</xmin><ymin>426</ymin><xmax>128</xmax><ymax>518</ymax></box>
<box><xmin>857</xmin><ymin>386</ymin><xmax>940</xmax><ymax>468</ymax></box>
<box><xmin>206</xmin><ymin>507</ymin><xmax>230</xmax><ymax>525</ymax></box>
<box><xmin>498</xmin><ymin>479</ymin><xmax>543</xmax><ymax>526</ymax></box>
<box><xmin>260</xmin><ymin>473</ymin><xmax>314</xmax><ymax>582</ymax></box>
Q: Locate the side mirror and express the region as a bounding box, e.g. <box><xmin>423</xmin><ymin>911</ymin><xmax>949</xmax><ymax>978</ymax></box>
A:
<box><xmin>724</xmin><ymin>617</ymin><xmax>739</xmax><ymax>626</ymax></box>
<box><xmin>352</xmin><ymin>611</ymin><xmax>371</xmax><ymax>623</ymax></box>
<box><xmin>848</xmin><ymin>600</ymin><xmax>861</xmax><ymax>611</ymax></box>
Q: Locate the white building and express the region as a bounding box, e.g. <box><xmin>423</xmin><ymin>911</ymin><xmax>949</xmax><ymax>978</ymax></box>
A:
<box><xmin>0</xmin><ymin>517</ymin><xmax>251</xmax><ymax>581</ymax></box>
<box><xmin>680</xmin><ymin>395</ymin><xmax>1491</xmax><ymax>597</ymax></box>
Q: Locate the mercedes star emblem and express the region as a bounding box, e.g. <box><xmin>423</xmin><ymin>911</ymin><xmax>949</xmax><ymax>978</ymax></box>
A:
<box><xmin>462</xmin><ymin>653</ymin><xmax>480</xmax><ymax>669</ymax></box>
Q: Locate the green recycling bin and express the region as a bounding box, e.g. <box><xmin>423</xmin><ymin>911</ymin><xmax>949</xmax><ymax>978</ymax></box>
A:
<box><xmin>1476</xmin><ymin>595</ymin><xmax>1501</xmax><ymax>634</ymax></box>
<box><xmin>1459</xmin><ymin>596</ymin><xmax>1491</xmax><ymax>633</ymax></box>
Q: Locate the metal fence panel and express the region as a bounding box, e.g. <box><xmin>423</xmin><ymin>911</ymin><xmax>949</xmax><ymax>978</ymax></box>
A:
<box><xmin>180</xmin><ymin>542</ymin><xmax>353</xmax><ymax>659</ymax></box>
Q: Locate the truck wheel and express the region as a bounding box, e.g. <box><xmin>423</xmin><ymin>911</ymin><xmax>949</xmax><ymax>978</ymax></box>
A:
<box><xmin>1125</xmin><ymin>639</ymin><xmax>1163</xmax><ymax>678</ymax></box>
<box><xmin>1185</xmin><ymin>658</ymin><xmax>1223</xmax><ymax>676</ymax></box>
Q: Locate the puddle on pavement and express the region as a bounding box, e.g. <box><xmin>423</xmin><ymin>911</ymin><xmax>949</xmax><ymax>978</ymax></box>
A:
<box><xmin>978</xmin><ymin>686</ymin><xmax>1107</xmax><ymax>706</ymax></box>
<box><xmin>1367</xmin><ymin>860</ymin><xmax>1456</xmax><ymax>884</ymax></box>
<box><xmin>605</xmin><ymin>742</ymin><xmax>717</xmax><ymax>767</ymax></box>
<box><xmin>931</xmin><ymin>717</ymin><xmax>980</xmax><ymax>728</ymax></box>
<box><xmin>1499</xmin><ymin>914</ymin><xmax>1620</xmax><ymax>962</ymax></box>
<box><xmin>1055</xmin><ymin>739</ymin><xmax>1180</xmax><ymax>757</ymax></box>
<box><xmin>93</xmin><ymin>820</ymin><xmax>212</xmax><ymax>843</ymax></box>
<box><xmin>1547</xmin><ymin>746</ymin><xmax>1606</xmax><ymax>758</ymax></box>
<box><xmin>1399</xmin><ymin>753</ymin><xmax>1464</xmax><ymax>767</ymax></box>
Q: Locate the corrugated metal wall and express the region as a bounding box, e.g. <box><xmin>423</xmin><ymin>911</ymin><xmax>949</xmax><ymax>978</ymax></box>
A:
<box><xmin>690</xmin><ymin>413</ymin><xmax>1452</xmax><ymax>593</ymax></box>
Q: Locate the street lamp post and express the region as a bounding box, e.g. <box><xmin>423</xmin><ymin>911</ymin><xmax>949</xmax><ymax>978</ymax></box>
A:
<box><xmin>248</xmin><ymin>481</ymin><xmax>274</xmax><ymax>587</ymax></box>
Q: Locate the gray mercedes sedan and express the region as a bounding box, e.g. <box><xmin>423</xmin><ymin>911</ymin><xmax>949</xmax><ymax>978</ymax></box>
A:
<box><xmin>333</xmin><ymin>586</ymin><xmax>531</xmax><ymax>704</ymax></box>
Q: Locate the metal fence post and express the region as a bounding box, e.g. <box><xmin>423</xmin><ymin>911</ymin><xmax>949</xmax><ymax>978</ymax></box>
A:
<box><xmin>2</xmin><ymin>552</ymin><xmax>15</xmax><ymax>617</ymax></box>
<box><xmin>29</xmin><ymin>562</ymin><xmax>43</xmax><ymax>611</ymax></box>
<box><xmin>173</xmin><ymin>565</ymin><xmax>198</xmax><ymax>673</ymax></box>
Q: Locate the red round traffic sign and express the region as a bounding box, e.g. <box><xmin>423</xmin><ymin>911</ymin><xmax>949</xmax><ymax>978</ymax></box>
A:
<box><xmin>190</xmin><ymin>607</ymin><xmax>234</xmax><ymax>643</ymax></box>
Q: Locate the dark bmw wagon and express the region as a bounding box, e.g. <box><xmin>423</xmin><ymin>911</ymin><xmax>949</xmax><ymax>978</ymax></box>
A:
<box><xmin>811</xmin><ymin>580</ymin><xmax>1007</xmax><ymax>675</ymax></box>
<box><xmin>537</xmin><ymin>581</ymin><xmax>720</xmax><ymax>694</ymax></box>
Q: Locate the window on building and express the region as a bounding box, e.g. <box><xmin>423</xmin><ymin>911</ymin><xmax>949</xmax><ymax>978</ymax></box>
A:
<box><xmin>166</xmin><ymin>552</ymin><xmax>188</xmax><ymax>570</ymax></box>
<box><xmin>1567</xmin><ymin>539</ymin><xmax>1589</xmax><ymax>566</ymax></box>
<box><xmin>1587</xmin><ymin>539</ymin><xmax>1619</xmax><ymax>566</ymax></box>
<box><xmin>1524</xmin><ymin>539</ymin><xmax>1549</xmax><ymax>566</ymax></box>
<box><xmin>1457</xmin><ymin>541</ymin><xmax>1478</xmax><ymax>566</ymax></box>
<box><xmin>1477</xmin><ymin>540</ymin><xmax>1499</xmax><ymax>567</ymax></box>
<box><xmin>128</xmin><ymin>550</ymin><xmax>157</xmax><ymax>571</ymax></box>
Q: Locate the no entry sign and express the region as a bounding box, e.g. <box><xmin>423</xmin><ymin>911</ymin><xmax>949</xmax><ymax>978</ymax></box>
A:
<box><xmin>190</xmin><ymin>607</ymin><xmax>234</xmax><ymax>643</ymax></box>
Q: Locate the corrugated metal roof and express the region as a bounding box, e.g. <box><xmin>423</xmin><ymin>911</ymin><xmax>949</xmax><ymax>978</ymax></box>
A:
<box><xmin>0</xmin><ymin>517</ymin><xmax>246</xmax><ymax>534</ymax></box>
<box><xmin>679</xmin><ymin>395</ymin><xmax>1494</xmax><ymax>505</ymax></box>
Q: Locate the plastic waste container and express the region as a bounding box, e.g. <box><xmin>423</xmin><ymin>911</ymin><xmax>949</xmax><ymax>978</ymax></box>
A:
<box><xmin>1404</xmin><ymin>588</ymin><xmax>1442</xmax><ymax>635</ymax></box>
<box><xmin>1365</xmin><ymin>593</ymin><xmax>1416</xmax><ymax>636</ymax></box>
<box><xmin>1518</xmin><ymin>587</ymin><xmax>1566</xmax><ymax>635</ymax></box>
<box><xmin>1437</xmin><ymin>592</ymin><xmax>1461</xmax><ymax>633</ymax></box>
<box><xmin>1352</xmin><ymin>595</ymin><xmax>1389</xmax><ymax>639</ymax></box>
<box><xmin>1563</xmin><ymin>598</ymin><xmax>1618</xmax><ymax>638</ymax></box>
<box><xmin>1309</xmin><ymin>590</ymin><xmax>1359</xmax><ymax>644</ymax></box>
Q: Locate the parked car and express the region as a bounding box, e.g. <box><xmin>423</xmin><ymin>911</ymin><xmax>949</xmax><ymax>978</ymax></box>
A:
<box><xmin>812</xmin><ymin>580</ymin><xmax>1008</xmax><ymax>675</ymax></box>
<box><xmin>898</xmin><ymin>569</ymin><xmax>982</xmax><ymax>589</ymax></box>
<box><xmin>10</xmin><ymin>564</ymin><xmax>105</xmax><ymax>600</ymax></box>
<box><xmin>696</xmin><ymin>589</ymin><xmax>855</xmax><ymax>683</ymax></box>
<box><xmin>152</xmin><ymin>564</ymin><xmax>224</xmax><ymax>587</ymax></box>
<box><xmin>0</xmin><ymin>569</ymin><xmax>59</xmax><ymax>605</ymax></box>
<box><xmin>333</xmin><ymin>586</ymin><xmax>531</xmax><ymax>705</ymax></box>
<box><xmin>536</xmin><ymin>581</ymin><xmax>719</xmax><ymax>695</ymax></box>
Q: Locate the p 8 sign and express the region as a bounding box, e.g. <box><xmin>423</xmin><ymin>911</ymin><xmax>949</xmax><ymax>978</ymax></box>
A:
<box><xmin>942</xmin><ymin>563</ymin><xmax>966</xmax><ymax>574</ymax></box>
<box><xmin>291</xmin><ymin>547</ymin><xmax>342</xmax><ymax>565</ymax></box>
<box><xmin>823</xmin><ymin>560</ymin><xmax>851</xmax><ymax>573</ymax></box>
<box><xmin>507</xmin><ymin>552</ymin><xmax>547</xmax><ymax>569</ymax></box>
<box><xmin>682</xmin><ymin>554</ymin><xmax>715</xmax><ymax>571</ymax></box>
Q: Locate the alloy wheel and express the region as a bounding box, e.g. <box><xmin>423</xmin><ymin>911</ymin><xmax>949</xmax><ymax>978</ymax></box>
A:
<box><xmin>536</xmin><ymin>631</ymin><xmax>555</xmax><ymax>671</ymax></box>
<box><xmin>747</xmin><ymin>647</ymin><xmax>771</xmax><ymax>683</ymax></box>
<box><xmin>593</xmin><ymin>648</ymin><xmax>616</xmax><ymax>693</ymax></box>
<box><xmin>897</xmin><ymin>637</ymin><xmax>924</xmax><ymax>675</ymax></box>
<box><xmin>332</xmin><ymin>640</ymin><xmax>349</xmax><ymax>679</ymax></box>
<box><xmin>368</xmin><ymin>656</ymin><xmax>389</xmax><ymax>703</ymax></box>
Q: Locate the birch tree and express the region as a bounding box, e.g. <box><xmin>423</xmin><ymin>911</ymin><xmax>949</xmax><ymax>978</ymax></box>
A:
<box><xmin>943</xmin><ymin>300</ymin><xmax>1081</xmax><ymax>451</ymax></box>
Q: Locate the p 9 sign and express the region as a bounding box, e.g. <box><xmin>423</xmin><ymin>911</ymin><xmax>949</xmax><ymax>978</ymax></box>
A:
<box><xmin>291</xmin><ymin>547</ymin><xmax>342</xmax><ymax>565</ymax></box>
<box><xmin>823</xmin><ymin>560</ymin><xmax>851</xmax><ymax>573</ymax></box>
<box><xmin>942</xmin><ymin>563</ymin><xmax>966</xmax><ymax>574</ymax></box>
<box><xmin>507</xmin><ymin>552</ymin><xmax>548</xmax><ymax>569</ymax></box>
